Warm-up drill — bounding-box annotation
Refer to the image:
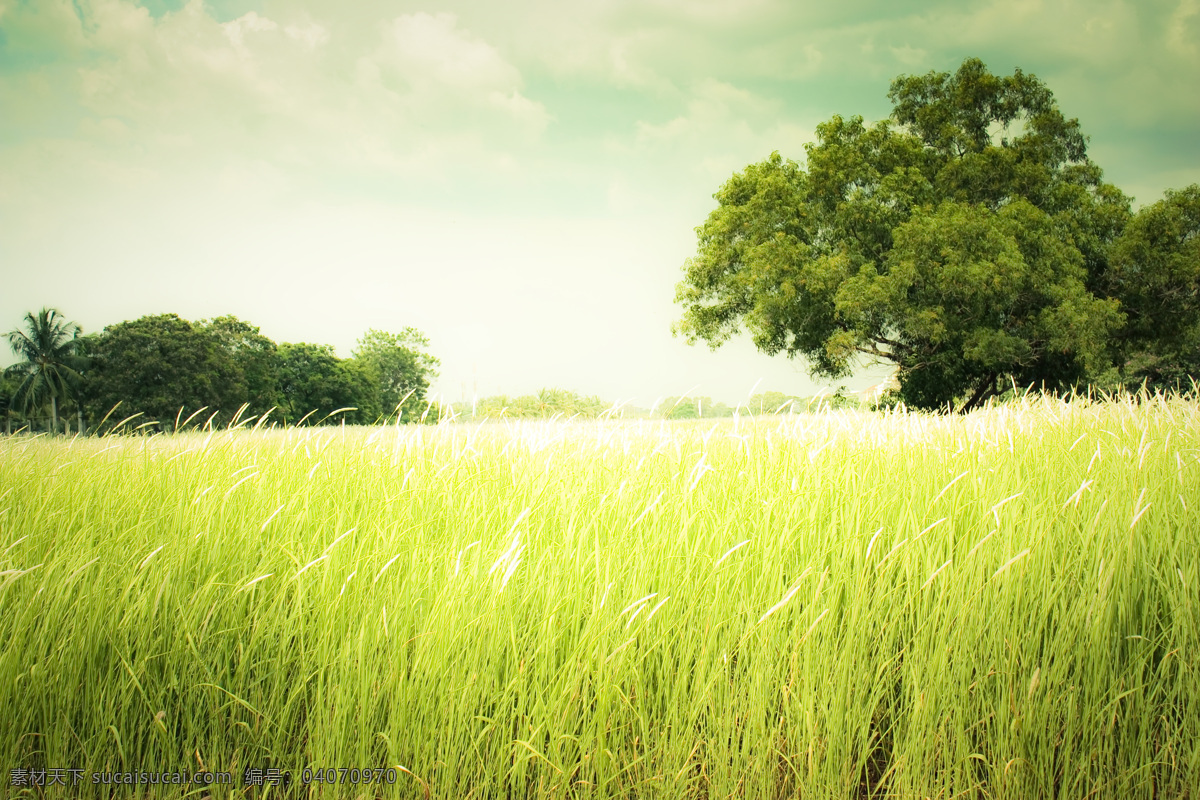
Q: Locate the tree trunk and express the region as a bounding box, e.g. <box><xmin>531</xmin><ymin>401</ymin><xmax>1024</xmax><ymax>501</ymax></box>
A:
<box><xmin>50</xmin><ymin>396</ymin><xmax>58</xmax><ymax>434</ymax></box>
<box><xmin>78</xmin><ymin>409</ymin><xmax>84</xmax><ymax>435</ymax></box>
<box><xmin>958</xmin><ymin>373</ymin><xmax>1000</xmax><ymax>414</ymax></box>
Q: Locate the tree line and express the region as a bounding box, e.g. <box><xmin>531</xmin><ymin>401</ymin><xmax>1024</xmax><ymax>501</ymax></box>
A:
<box><xmin>674</xmin><ymin>58</ymin><xmax>1200</xmax><ymax>412</ymax></box>
<box><xmin>1</xmin><ymin>309</ymin><xmax>847</xmax><ymax>434</ymax></box>
<box><xmin>2</xmin><ymin>311</ymin><xmax>439</xmax><ymax>433</ymax></box>
<box><xmin>446</xmin><ymin>389</ymin><xmax>859</xmax><ymax>421</ymax></box>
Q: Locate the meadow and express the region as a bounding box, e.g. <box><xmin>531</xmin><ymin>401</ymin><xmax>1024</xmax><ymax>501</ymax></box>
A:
<box><xmin>0</xmin><ymin>394</ymin><xmax>1197</xmax><ymax>799</ymax></box>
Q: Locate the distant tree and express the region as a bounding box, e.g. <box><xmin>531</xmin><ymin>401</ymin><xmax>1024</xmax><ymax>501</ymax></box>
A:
<box><xmin>4</xmin><ymin>308</ymin><xmax>89</xmax><ymax>433</ymax></box>
<box><xmin>1108</xmin><ymin>185</ymin><xmax>1200</xmax><ymax>391</ymax></box>
<box><xmin>466</xmin><ymin>394</ymin><xmax>513</xmax><ymax>419</ymax></box>
<box><xmin>457</xmin><ymin>389</ymin><xmax>608</xmax><ymax>420</ymax></box>
<box><xmin>277</xmin><ymin>343</ymin><xmax>380</xmax><ymax>425</ymax></box>
<box><xmin>82</xmin><ymin>314</ymin><xmax>232</xmax><ymax>430</ymax></box>
<box><xmin>201</xmin><ymin>315</ymin><xmax>282</xmax><ymax>417</ymax></box>
<box><xmin>538</xmin><ymin>388</ymin><xmax>608</xmax><ymax>417</ymax></box>
<box><xmin>533</xmin><ymin>389</ymin><xmax>607</xmax><ymax>418</ymax></box>
<box><xmin>748</xmin><ymin>391</ymin><xmax>805</xmax><ymax>414</ymax></box>
<box><xmin>352</xmin><ymin>328</ymin><xmax>440</xmax><ymax>423</ymax></box>
<box><xmin>665</xmin><ymin>399</ymin><xmax>699</xmax><ymax>420</ymax></box>
<box><xmin>659</xmin><ymin>396</ymin><xmax>733</xmax><ymax>419</ymax></box>
<box><xmin>674</xmin><ymin>58</ymin><xmax>1129</xmax><ymax>412</ymax></box>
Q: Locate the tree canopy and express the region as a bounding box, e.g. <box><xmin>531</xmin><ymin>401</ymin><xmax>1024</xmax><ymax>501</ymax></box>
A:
<box><xmin>1108</xmin><ymin>185</ymin><xmax>1200</xmax><ymax>391</ymax></box>
<box><xmin>674</xmin><ymin>57</ymin><xmax>1190</xmax><ymax>411</ymax></box>
<box><xmin>202</xmin><ymin>315</ymin><xmax>282</xmax><ymax>417</ymax></box>
<box><xmin>276</xmin><ymin>342</ymin><xmax>381</xmax><ymax>426</ymax></box>
<box><xmin>352</xmin><ymin>328</ymin><xmax>440</xmax><ymax>423</ymax></box>
<box><xmin>81</xmin><ymin>314</ymin><xmax>235</xmax><ymax>429</ymax></box>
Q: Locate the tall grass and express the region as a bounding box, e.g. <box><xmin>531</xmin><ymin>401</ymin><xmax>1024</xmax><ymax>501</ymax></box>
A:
<box><xmin>1</xmin><ymin>394</ymin><xmax>1197</xmax><ymax>798</ymax></box>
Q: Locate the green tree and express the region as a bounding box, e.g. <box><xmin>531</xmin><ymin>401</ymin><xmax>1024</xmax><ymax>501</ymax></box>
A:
<box><xmin>352</xmin><ymin>328</ymin><xmax>440</xmax><ymax>423</ymax></box>
<box><xmin>1108</xmin><ymin>185</ymin><xmax>1200</xmax><ymax>391</ymax></box>
<box><xmin>277</xmin><ymin>343</ymin><xmax>380</xmax><ymax>426</ymax></box>
<box><xmin>674</xmin><ymin>58</ymin><xmax>1129</xmax><ymax>412</ymax></box>
<box><xmin>533</xmin><ymin>388</ymin><xmax>608</xmax><ymax>417</ymax></box>
<box><xmin>0</xmin><ymin>373</ymin><xmax>18</xmax><ymax>434</ymax></box>
<box><xmin>458</xmin><ymin>389</ymin><xmax>608</xmax><ymax>420</ymax></box>
<box><xmin>82</xmin><ymin>314</ymin><xmax>233</xmax><ymax>430</ymax></box>
<box><xmin>659</xmin><ymin>396</ymin><xmax>733</xmax><ymax>419</ymax></box>
<box><xmin>4</xmin><ymin>308</ymin><xmax>89</xmax><ymax>433</ymax></box>
<box><xmin>201</xmin><ymin>315</ymin><xmax>282</xmax><ymax>417</ymax></box>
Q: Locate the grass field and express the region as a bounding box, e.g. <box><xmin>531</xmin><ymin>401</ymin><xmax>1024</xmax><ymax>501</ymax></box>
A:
<box><xmin>1</xmin><ymin>394</ymin><xmax>1197</xmax><ymax>799</ymax></box>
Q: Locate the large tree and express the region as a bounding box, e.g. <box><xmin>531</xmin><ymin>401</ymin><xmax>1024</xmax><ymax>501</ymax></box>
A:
<box><xmin>82</xmin><ymin>314</ymin><xmax>234</xmax><ymax>429</ymax></box>
<box><xmin>4</xmin><ymin>308</ymin><xmax>89</xmax><ymax>433</ymax></box>
<box><xmin>1107</xmin><ymin>185</ymin><xmax>1200</xmax><ymax>391</ymax></box>
<box><xmin>674</xmin><ymin>58</ymin><xmax>1132</xmax><ymax>412</ymax></box>
<box><xmin>200</xmin><ymin>315</ymin><xmax>282</xmax><ymax>418</ymax></box>
<box><xmin>276</xmin><ymin>343</ymin><xmax>381</xmax><ymax>426</ymax></box>
<box><xmin>352</xmin><ymin>328</ymin><xmax>440</xmax><ymax>423</ymax></box>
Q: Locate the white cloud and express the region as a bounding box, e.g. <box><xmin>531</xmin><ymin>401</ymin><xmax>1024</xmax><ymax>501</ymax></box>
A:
<box><xmin>632</xmin><ymin>78</ymin><xmax>815</xmax><ymax>187</ymax></box>
<box><xmin>2</xmin><ymin>0</ymin><xmax>549</xmax><ymax>197</ymax></box>
<box><xmin>889</xmin><ymin>44</ymin><xmax>928</xmax><ymax>68</ymax></box>
<box><xmin>284</xmin><ymin>20</ymin><xmax>329</xmax><ymax>49</ymax></box>
<box><xmin>636</xmin><ymin>79</ymin><xmax>776</xmax><ymax>143</ymax></box>
<box><xmin>223</xmin><ymin>11</ymin><xmax>278</xmax><ymax>50</ymax></box>
<box><xmin>381</xmin><ymin>12</ymin><xmax>518</xmax><ymax>91</ymax></box>
<box><xmin>359</xmin><ymin>11</ymin><xmax>550</xmax><ymax>138</ymax></box>
<box><xmin>1167</xmin><ymin>0</ymin><xmax>1199</xmax><ymax>57</ymax></box>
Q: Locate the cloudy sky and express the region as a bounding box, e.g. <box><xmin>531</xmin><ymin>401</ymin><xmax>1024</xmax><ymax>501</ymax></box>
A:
<box><xmin>2</xmin><ymin>0</ymin><xmax>1198</xmax><ymax>405</ymax></box>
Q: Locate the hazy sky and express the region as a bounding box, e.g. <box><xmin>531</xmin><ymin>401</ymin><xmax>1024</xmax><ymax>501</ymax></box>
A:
<box><xmin>2</xmin><ymin>0</ymin><xmax>1198</xmax><ymax>405</ymax></box>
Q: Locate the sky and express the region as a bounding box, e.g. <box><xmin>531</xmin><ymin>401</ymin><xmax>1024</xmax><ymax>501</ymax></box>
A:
<box><xmin>2</xmin><ymin>0</ymin><xmax>1198</xmax><ymax>406</ymax></box>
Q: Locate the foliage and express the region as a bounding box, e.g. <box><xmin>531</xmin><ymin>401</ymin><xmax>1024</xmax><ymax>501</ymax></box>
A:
<box><xmin>659</xmin><ymin>396</ymin><xmax>734</xmax><ymax>419</ymax></box>
<box><xmin>461</xmin><ymin>388</ymin><xmax>610</xmax><ymax>419</ymax></box>
<box><xmin>4</xmin><ymin>307</ymin><xmax>89</xmax><ymax>432</ymax></box>
<box><xmin>81</xmin><ymin>314</ymin><xmax>234</xmax><ymax>430</ymax></box>
<box><xmin>201</xmin><ymin>315</ymin><xmax>282</xmax><ymax>417</ymax></box>
<box><xmin>0</xmin><ymin>373</ymin><xmax>17</xmax><ymax>432</ymax></box>
<box><xmin>674</xmin><ymin>58</ymin><xmax>1136</xmax><ymax>412</ymax></box>
<box><xmin>352</xmin><ymin>328</ymin><xmax>440</xmax><ymax>423</ymax></box>
<box><xmin>275</xmin><ymin>342</ymin><xmax>381</xmax><ymax>426</ymax></box>
<box><xmin>1</xmin><ymin>396</ymin><xmax>1196</xmax><ymax>798</ymax></box>
<box><xmin>13</xmin><ymin>310</ymin><xmax>439</xmax><ymax>431</ymax></box>
<box><xmin>1108</xmin><ymin>184</ymin><xmax>1200</xmax><ymax>391</ymax></box>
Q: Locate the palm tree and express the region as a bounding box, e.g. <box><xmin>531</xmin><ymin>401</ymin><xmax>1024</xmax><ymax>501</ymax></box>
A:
<box><xmin>5</xmin><ymin>308</ymin><xmax>88</xmax><ymax>434</ymax></box>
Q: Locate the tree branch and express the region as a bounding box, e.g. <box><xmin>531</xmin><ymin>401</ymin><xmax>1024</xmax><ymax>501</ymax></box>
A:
<box><xmin>855</xmin><ymin>345</ymin><xmax>902</xmax><ymax>364</ymax></box>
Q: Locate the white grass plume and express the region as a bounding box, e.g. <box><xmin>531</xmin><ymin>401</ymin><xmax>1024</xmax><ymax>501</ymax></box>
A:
<box><xmin>758</xmin><ymin>574</ymin><xmax>808</xmax><ymax>624</ymax></box>
<box><xmin>991</xmin><ymin>549</ymin><xmax>1031</xmax><ymax>581</ymax></box>
<box><xmin>260</xmin><ymin>503</ymin><xmax>286</xmax><ymax>532</ymax></box>
<box><xmin>715</xmin><ymin>540</ymin><xmax>750</xmax><ymax>567</ymax></box>
<box><xmin>620</xmin><ymin>593</ymin><xmax>657</xmax><ymax>618</ymax></box>
<box><xmin>455</xmin><ymin>541</ymin><xmax>481</xmax><ymax>576</ymax></box>
<box><xmin>322</xmin><ymin>528</ymin><xmax>356</xmax><ymax>556</ymax></box>
<box><xmin>237</xmin><ymin>573</ymin><xmax>273</xmax><ymax>593</ymax></box>
<box><xmin>374</xmin><ymin>553</ymin><xmax>402</xmax><ymax>584</ymax></box>
<box><xmin>294</xmin><ymin>555</ymin><xmax>327</xmax><ymax>579</ymax></box>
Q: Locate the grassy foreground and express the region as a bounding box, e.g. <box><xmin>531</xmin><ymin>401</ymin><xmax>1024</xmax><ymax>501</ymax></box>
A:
<box><xmin>1</xmin><ymin>395</ymin><xmax>1198</xmax><ymax>799</ymax></box>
